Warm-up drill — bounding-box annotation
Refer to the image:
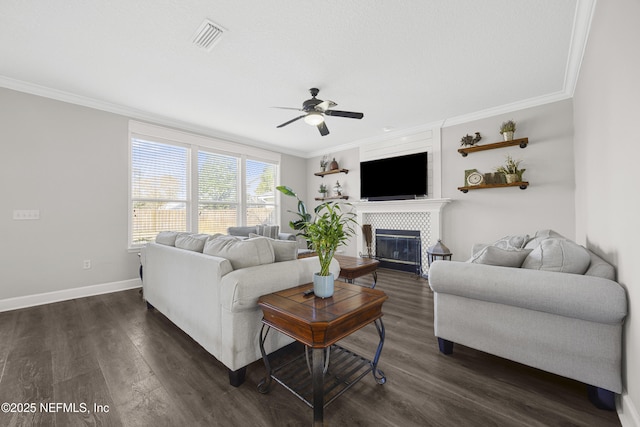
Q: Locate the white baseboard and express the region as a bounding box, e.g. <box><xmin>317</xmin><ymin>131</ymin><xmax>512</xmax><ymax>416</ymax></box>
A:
<box><xmin>619</xmin><ymin>393</ymin><xmax>640</xmax><ymax>427</ymax></box>
<box><xmin>0</xmin><ymin>279</ymin><xmax>142</xmax><ymax>312</ymax></box>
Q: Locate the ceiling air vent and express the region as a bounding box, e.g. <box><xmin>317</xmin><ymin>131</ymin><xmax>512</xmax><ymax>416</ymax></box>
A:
<box><xmin>192</xmin><ymin>19</ymin><xmax>225</xmax><ymax>51</ymax></box>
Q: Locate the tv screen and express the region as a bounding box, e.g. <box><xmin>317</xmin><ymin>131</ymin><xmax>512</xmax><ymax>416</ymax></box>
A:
<box><xmin>360</xmin><ymin>152</ymin><xmax>428</xmax><ymax>201</ymax></box>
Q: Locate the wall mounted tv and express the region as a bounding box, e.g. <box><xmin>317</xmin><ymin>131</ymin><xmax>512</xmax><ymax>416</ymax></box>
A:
<box><xmin>360</xmin><ymin>151</ymin><xmax>428</xmax><ymax>201</ymax></box>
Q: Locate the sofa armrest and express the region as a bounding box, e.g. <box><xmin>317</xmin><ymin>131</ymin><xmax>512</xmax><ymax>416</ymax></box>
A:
<box><xmin>220</xmin><ymin>257</ymin><xmax>340</xmax><ymax>312</ymax></box>
<box><xmin>278</xmin><ymin>232</ymin><xmax>296</xmax><ymax>241</ymax></box>
<box><xmin>428</xmin><ymin>261</ymin><xmax>627</xmax><ymax>324</ymax></box>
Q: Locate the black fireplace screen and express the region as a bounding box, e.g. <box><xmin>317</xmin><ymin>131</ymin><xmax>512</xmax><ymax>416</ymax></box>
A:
<box><xmin>375</xmin><ymin>229</ymin><xmax>422</xmax><ymax>275</ymax></box>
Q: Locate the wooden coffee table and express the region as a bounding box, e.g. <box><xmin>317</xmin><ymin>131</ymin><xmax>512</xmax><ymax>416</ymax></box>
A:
<box><xmin>257</xmin><ymin>281</ymin><xmax>387</xmax><ymax>426</ymax></box>
<box><xmin>334</xmin><ymin>254</ymin><xmax>380</xmax><ymax>288</ymax></box>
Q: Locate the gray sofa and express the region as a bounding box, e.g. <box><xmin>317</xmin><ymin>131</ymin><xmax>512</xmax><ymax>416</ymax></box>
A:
<box><xmin>428</xmin><ymin>230</ymin><xmax>627</xmax><ymax>410</ymax></box>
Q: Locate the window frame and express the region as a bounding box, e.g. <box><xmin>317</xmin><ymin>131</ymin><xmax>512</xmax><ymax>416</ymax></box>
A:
<box><xmin>128</xmin><ymin>121</ymin><xmax>281</xmax><ymax>250</ymax></box>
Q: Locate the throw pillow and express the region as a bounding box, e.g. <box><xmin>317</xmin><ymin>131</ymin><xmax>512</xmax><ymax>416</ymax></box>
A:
<box><xmin>155</xmin><ymin>231</ymin><xmax>180</xmax><ymax>246</ymax></box>
<box><xmin>249</xmin><ymin>233</ymin><xmax>298</xmax><ymax>262</ymax></box>
<box><xmin>175</xmin><ymin>233</ymin><xmax>209</xmax><ymax>252</ymax></box>
<box><xmin>492</xmin><ymin>234</ymin><xmax>530</xmax><ymax>250</ymax></box>
<box><xmin>521</xmin><ymin>238</ymin><xmax>591</xmax><ymax>274</ymax></box>
<box><xmin>470</xmin><ymin>246</ymin><xmax>532</xmax><ymax>268</ymax></box>
<box><xmin>203</xmin><ymin>236</ymin><xmax>275</xmax><ymax>269</ymax></box>
<box><xmin>524</xmin><ymin>229</ymin><xmax>565</xmax><ymax>249</ymax></box>
<box><xmin>256</xmin><ymin>224</ymin><xmax>279</xmax><ymax>239</ymax></box>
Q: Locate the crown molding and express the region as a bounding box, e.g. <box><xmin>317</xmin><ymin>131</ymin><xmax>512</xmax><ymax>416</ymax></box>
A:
<box><xmin>0</xmin><ymin>75</ymin><xmax>310</xmax><ymax>158</ymax></box>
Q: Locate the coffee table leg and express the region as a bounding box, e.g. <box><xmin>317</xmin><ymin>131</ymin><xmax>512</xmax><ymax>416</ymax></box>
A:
<box><xmin>312</xmin><ymin>347</ymin><xmax>325</xmax><ymax>426</ymax></box>
<box><xmin>257</xmin><ymin>324</ymin><xmax>273</xmax><ymax>393</ymax></box>
<box><xmin>371</xmin><ymin>318</ymin><xmax>386</xmax><ymax>384</ymax></box>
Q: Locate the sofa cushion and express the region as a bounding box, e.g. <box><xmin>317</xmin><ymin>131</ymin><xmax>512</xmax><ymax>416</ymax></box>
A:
<box><xmin>204</xmin><ymin>236</ymin><xmax>275</xmax><ymax>269</ymax></box>
<box><xmin>493</xmin><ymin>234</ymin><xmax>530</xmax><ymax>250</ymax></box>
<box><xmin>521</xmin><ymin>237</ymin><xmax>591</xmax><ymax>274</ymax></box>
<box><xmin>155</xmin><ymin>231</ymin><xmax>180</xmax><ymax>246</ymax></box>
<box><xmin>175</xmin><ymin>233</ymin><xmax>210</xmax><ymax>252</ymax></box>
<box><xmin>249</xmin><ymin>234</ymin><xmax>298</xmax><ymax>262</ymax></box>
<box><xmin>256</xmin><ymin>224</ymin><xmax>280</xmax><ymax>239</ymax></box>
<box><xmin>470</xmin><ymin>246</ymin><xmax>532</xmax><ymax>268</ymax></box>
<box><xmin>524</xmin><ymin>229</ymin><xmax>565</xmax><ymax>249</ymax></box>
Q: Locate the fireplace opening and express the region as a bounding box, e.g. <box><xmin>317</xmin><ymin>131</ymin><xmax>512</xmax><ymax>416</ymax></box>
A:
<box><xmin>375</xmin><ymin>229</ymin><xmax>422</xmax><ymax>276</ymax></box>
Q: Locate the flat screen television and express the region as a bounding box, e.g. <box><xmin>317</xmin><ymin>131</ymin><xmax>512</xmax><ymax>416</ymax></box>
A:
<box><xmin>360</xmin><ymin>151</ymin><xmax>428</xmax><ymax>201</ymax></box>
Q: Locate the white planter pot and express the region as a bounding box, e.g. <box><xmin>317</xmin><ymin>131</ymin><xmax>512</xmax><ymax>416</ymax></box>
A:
<box><xmin>313</xmin><ymin>273</ymin><xmax>335</xmax><ymax>298</ymax></box>
<box><xmin>505</xmin><ymin>173</ymin><xmax>518</xmax><ymax>184</ymax></box>
<box><xmin>503</xmin><ymin>131</ymin><xmax>514</xmax><ymax>141</ymax></box>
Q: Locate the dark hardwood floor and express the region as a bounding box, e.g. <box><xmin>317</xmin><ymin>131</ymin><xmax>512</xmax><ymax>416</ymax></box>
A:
<box><xmin>0</xmin><ymin>270</ymin><xmax>621</xmax><ymax>426</ymax></box>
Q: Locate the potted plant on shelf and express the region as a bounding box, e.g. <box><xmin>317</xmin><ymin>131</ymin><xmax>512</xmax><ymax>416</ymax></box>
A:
<box><xmin>499</xmin><ymin>120</ymin><xmax>517</xmax><ymax>141</ymax></box>
<box><xmin>495</xmin><ymin>155</ymin><xmax>525</xmax><ymax>184</ymax></box>
<box><xmin>276</xmin><ymin>185</ymin><xmax>357</xmax><ymax>298</ymax></box>
<box><xmin>318</xmin><ymin>184</ymin><xmax>328</xmax><ymax>197</ymax></box>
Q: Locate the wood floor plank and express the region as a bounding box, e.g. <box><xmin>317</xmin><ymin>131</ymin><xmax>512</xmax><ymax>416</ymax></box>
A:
<box><xmin>0</xmin><ymin>269</ymin><xmax>622</xmax><ymax>426</ymax></box>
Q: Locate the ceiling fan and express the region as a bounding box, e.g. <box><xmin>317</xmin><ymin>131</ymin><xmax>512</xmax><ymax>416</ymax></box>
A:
<box><xmin>274</xmin><ymin>88</ymin><xmax>364</xmax><ymax>136</ymax></box>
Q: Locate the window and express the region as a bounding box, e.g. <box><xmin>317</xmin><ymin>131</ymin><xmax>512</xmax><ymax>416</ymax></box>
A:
<box><xmin>129</xmin><ymin>121</ymin><xmax>280</xmax><ymax>249</ymax></box>
<box><xmin>131</xmin><ymin>138</ymin><xmax>189</xmax><ymax>246</ymax></box>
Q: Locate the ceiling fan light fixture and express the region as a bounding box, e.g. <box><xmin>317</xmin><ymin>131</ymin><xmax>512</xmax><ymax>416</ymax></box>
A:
<box><xmin>304</xmin><ymin>112</ymin><xmax>324</xmax><ymax>126</ymax></box>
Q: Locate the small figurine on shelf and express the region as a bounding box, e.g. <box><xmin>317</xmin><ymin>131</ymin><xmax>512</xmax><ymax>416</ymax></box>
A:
<box><xmin>320</xmin><ymin>156</ymin><xmax>329</xmax><ymax>172</ymax></box>
<box><xmin>333</xmin><ymin>181</ymin><xmax>343</xmax><ymax>196</ymax></box>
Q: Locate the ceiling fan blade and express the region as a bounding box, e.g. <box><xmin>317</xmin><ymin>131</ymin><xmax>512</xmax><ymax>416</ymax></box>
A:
<box><xmin>317</xmin><ymin>121</ymin><xmax>329</xmax><ymax>136</ymax></box>
<box><xmin>315</xmin><ymin>100</ymin><xmax>337</xmax><ymax>112</ymax></box>
<box><xmin>277</xmin><ymin>115</ymin><xmax>306</xmax><ymax>128</ymax></box>
<box><xmin>272</xmin><ymin>106</ymin><xmax>304</xmax><ymax>111</ymax></box>
<box><xmin>324</xmin><ymin>110</ymin><xmax>364</xmax><ymax>119</ymax></box>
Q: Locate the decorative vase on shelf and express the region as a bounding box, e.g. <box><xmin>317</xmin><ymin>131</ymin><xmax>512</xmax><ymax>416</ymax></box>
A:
<box><xmin>503</xmin><ymin>131</ymin><xmax>514</xmax><ymax>141</ymax></box>
<box><xmin>505</xmin><ymin>173</ymin><xmax>518</xmax><ymax>184</ymax></box>
<box><xmin>313</xmin><ymin>273</ymin><xmax>334</xmax><ymax>298</ymax></box>
<box><xmin>330</xmin><ymin>158</ymin><xmax>339</xmax><ymax>170</ymax></box>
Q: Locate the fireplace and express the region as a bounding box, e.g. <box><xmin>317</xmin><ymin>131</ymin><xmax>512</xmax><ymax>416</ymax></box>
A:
<box><xmin>375</xmin><ymin>229</ymin><xmax>422</xmax><ymax>275</ymax></box>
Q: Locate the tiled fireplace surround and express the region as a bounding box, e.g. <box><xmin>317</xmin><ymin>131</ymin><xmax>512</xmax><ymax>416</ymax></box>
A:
<box><xmin>353</xmin><ymin>199</ymin><xmax>451</xmax><ymax>276</ymax></box>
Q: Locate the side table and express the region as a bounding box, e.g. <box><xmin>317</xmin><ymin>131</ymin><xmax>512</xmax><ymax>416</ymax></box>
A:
<box><xmin>334</xmin><ymin>254</ymin><xmax>380</xmax><ymax>288</ymax></box>
<box><xmin>257</xmin><ymin>281</ymin><xmax>387</xmax><ymax>426</ymax></box>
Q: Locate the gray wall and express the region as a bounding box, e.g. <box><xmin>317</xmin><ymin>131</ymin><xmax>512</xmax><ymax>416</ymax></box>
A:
<box><xmin>441</xmin><ymin>99</ymin><xmax>576</xmax><ymax>260</ymax></box>
<box><xmin>0</xmin><ymin>88</ymin><xmax>137</xmax><ymax>299</ymax></box>
<box><xmin>0</xmin><ymin>88</ymin><xmax>307</xmax><ymax>302</ymax></box>
<box><xmin>573</xmin><ymin>0</ymin><xmax>639</xmax><ymax>421</ymax></box>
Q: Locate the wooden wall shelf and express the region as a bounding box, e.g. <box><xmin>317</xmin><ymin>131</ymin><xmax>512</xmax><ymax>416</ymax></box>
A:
<box><xmin>458</xmin><ymin>138</ymin><xmax>529</xmax><ymax>157</ymax></box>
<box><xmin>314</xmin><ymin>168</ymin><xmax>349</xmax><ymax>177</ymax></box>
<box><xmin>458</xmin><ymin>181</ymin><xmax>529</xmax><ymax>193</ymax></box>
<box><xmin>314</xmin><ymin>195</ymin><xmax>349</xmax><ymax>201</ymax></box>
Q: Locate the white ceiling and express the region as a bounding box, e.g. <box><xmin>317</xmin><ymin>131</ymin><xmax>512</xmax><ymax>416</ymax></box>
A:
<box><xmin>0</xmin><ymin>0</ymin><xmax>592</xmax><ymax>158</ymax></box>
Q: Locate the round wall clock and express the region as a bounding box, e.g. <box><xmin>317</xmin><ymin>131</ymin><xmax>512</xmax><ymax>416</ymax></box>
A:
<box><xmin>467</xmin><ymin>171</ymin><xmax>484</xmax><ymax>186</ymax></box>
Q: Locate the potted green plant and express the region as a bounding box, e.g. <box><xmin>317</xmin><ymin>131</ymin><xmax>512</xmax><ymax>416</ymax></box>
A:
<box><xmin>499</xmin><ymin>120</ymin><xmax>517</xmax><ymax>141</ymax></box>
<box><xmin>495</xmin><ymin>155</ymin><xmax>525</xmax><ymax>184</ymax></box>
<box><xmin>277</xmin><ymin>186</ymin><xmax>358</xmax><ymax>296</ymax></box>
<box><xmin>305</xmin><ymin>201</ymin><xmax>357</xmax><ymax>297</ymax></box>
<box><xmin>277</xmin><ymin>186</ymin><xmax>312</xmax><ymax>247</ymax></box>
<box><xmin>318</xmin><ymin>183</ymin><xmax>328</xmax><ymax>197</ymax></box>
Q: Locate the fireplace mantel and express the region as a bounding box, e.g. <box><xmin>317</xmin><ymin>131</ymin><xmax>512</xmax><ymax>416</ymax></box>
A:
<box><xmin>352</xmin><ymin>198</ymin><xmax>451</xmax><ymax>268</ymax></box>
<box><xmin>352</xmin><ymin>198</ymin><xmax>451</xmax><ymax>214</ymax></box>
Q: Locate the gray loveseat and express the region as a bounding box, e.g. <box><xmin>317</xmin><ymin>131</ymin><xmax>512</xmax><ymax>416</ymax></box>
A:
<box><xmin>428</xmin><ymin>230</ymin><xmax>627</xmax><ymax>410</ymax></box>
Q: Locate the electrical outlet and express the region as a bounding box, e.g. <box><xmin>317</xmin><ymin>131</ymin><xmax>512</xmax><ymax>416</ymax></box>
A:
<box><xmin>83</xmin><ymin>260</ymin><xmax>91</xmax><ymax>269</ymax></box>
<box><xmin>13</xmin><ymin>209</ymin><xmax>40</xmax><ymax>220</ymax></box>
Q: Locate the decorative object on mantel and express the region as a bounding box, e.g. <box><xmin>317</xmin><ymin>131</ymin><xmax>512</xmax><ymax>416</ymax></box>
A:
<box><xmin>495</xmin><ymin>154</ymin><xmax>525</xmax><ymax>184</ymax></box>
<box><xmin>333</xmin><ymin>180</ymin><xmax>343</xmax><ymax>196</ymax></box>
<box><xmin>329</xmin><ymin>157</ymin><xmax>339</xmax><ymax>170</ymax></box>
<box><xmin>427</xmin><ymin>240</ymin><xmax>452</xmax><ymax>276</ymax></box>
<box><xmin>320</xmin><ymin>156</ymin><xmax>329</xmax><ymax>172</ymax></box>
<box><xmin>318</xmin><ymin>183</ymin><xmax>328</xmax><ymax>196</ymax></box>
<box><xmin>460</xmin><ymin>132</ymin><xmax>482</xmax><ymax>147</ymax></box>
<box><xmin>499</xmin><ymin>120</ymin><xmax>517</xmax><ymax>141</ymax></box>
<box><xmin>362</xmin><ymin>224</ymin><xmax>373</xmax><ymax>258</ymax></box>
